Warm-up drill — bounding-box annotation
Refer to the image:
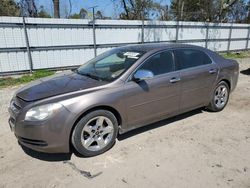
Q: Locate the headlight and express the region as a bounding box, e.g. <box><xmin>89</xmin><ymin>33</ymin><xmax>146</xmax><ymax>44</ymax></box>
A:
<box><xmin>25</xmin><ymin>103</ymin><xmax>62</xmax><ymax>121</ymax></box>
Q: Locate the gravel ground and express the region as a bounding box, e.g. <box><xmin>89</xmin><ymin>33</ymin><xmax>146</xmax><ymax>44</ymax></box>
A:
<box><xmin>0</xmin><ymin>58</ymin><xmax>250</xmax><ymax>188</ymax></box>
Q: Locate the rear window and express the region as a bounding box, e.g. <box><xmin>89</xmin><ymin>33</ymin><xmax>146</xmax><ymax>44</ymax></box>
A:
<box><xmin>174</xmin><ymin>49</ymin><xmax>212</xmax><ymax>70</ymax></box>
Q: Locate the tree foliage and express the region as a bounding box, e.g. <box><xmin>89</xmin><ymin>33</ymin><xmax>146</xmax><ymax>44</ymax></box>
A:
<box><xmin>0</xmin><ymin>0</ymin><xmax>51</xmax><ymax>18</ymax></box>
<box><xmin>113</xmin><ymin>0</ymin><xmax>161</xmax><ymax>20</ymax></box>
<box><xmin>19</xmin><ymin>0</ymin><xmax>38</xmax><ymax>17</ymax></box>
<box><xmin>246</xmin><ymin>0</ymin><xmax>250</xmax><ymax>23</ymax></box>
<box><xmin>1</xmin><ymin>0</ymin><xmax>250</xmax><ymax>23</ymax></box>
<box><xmin>69</xmin><ymin>8</ymin><xmax>88</xmax><ymax>19</ymax></box>
<box><xmin>0</xmin><ymin>0</ymin><xmax>21</xmax><ymax>16</ymax></box>
<box><xmin>38</xmin><ymin>6</ymin><xmax>51</xmax><ymax>18</ymax></box>
<box><xmin>169</xmin><ymin>0</ymin><xmax>249</xmax><ymax>23</ymax></box>
<box><xmin>114</xmin><ymin>0</ymin><xmax>250</xmax><ymax>23</ymax></box>
<box><xmin>96</xmin><ymin>10</ymin><xmax>103</xmax><ymax>19</ymax></box>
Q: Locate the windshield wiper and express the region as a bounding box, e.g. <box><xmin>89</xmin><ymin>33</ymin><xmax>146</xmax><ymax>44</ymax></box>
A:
<box><xmin>82</xmin><ymin>73</ymin><xmax>102</xmax><ymax>81</ymax></box>
<box><xmin>75</xmin><ymin>70</ymin><xmax>103</xmax><ymax>81</ymax></box>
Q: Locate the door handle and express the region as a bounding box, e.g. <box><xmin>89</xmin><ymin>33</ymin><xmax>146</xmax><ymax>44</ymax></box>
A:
<box><xmin>209</xmin><ymin>69</ymin><xmax>217</xmax><ymax>74</ymax></box>
<box><xmin>170</xmin><ymin>77</ymin><xmax>181</xmax><ymax>83</ymax></box>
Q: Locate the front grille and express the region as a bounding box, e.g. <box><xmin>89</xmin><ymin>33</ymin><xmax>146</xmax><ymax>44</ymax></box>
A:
<box><xmin>10</xmin><ymin>100</ymin><xmax>21</xmax><ymax>114</ymax></box>
<box><xmin>13</xmin><ymin>102</ymin><xmax>21</xmax><ymax>110</ymax></box>
<box><xmin>17</xmin><ymin>136</ymin><xmax>48</xmax><ymax>147</ymax></box>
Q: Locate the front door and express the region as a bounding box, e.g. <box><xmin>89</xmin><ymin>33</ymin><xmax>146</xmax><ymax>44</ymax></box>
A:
<box><xmin>123</xmin><ymin>50</ymin><xmax>181</xmax><ymax>129</ymax></box>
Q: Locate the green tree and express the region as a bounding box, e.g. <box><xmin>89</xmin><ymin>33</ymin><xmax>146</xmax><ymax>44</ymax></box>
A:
<box><xmin>69</xmin><ymin>13</ymin><xmax>81</xmax><ymax>19</ymax></box>
<box><xmin>113</xmin><ymin>0</ymin><xmax>160</xmax><ymax>20</ymax></box>
<box><xmin>19</xmin><ymin>0</ymin><xmax>37</xmax><ymax>17</ymax></box>
<box><xmin>96</xmin><ymin>10</ymin><xmax>103</xmax><ymax>19</ymax></box>
<box><xmin>245</xmin><ymin>0</ymin><xmax>250</xmax><ymax>23</ymax></box>
<box><xmin>0</xmin><ymin>0</ymin><xmax>21</xmax><ymax>16</ymax></box>
<box><xmin>170</xmin><ymin>0</ymin><xmax>215</xmax><ymax>21</ymax></box>
<box><xmin>79</xmin><ymin>8</ymin><xmax>88</xmax><ymax>19</ymax></box>
<box><xmin>37</xmin><ymin>6</ymin><xmax>51</xmax><ymax>18</ymax></box>
<box><xmin>69</xmin><ymin>8</ymin><xmax>88</xmax><ymax>19</ymax></box>
<box><xmin>157</xmin><ymin>4</ymin><xmax>171</xmax><ymax>21</ymax></box>
<box><xmin>169</xmin><ymin>0</ymin><xmax>243</xmax><ymax>22</ymax></box>
<box><xmin>227</xmin><ymin>0</ymin><xmax>247</xmax><ymax>23</ymax></box>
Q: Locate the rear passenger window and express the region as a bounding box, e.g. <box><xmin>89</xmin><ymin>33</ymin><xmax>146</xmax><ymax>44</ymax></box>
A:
<box><xmin>174</xmin><ymin>49</ymin><xmax>212</xmax><ymax>70</ymax></box>
<box><xmin>139</xmin><ymin>51</ymin><xmax>174</xmax><ymax>76</ymax></box>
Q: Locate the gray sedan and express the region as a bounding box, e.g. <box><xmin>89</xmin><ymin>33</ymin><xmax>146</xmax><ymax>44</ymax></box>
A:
<box><xmin>8</xmin><ymin>43</ymin><xmax>239</xmax><ymax>157</ymax></box>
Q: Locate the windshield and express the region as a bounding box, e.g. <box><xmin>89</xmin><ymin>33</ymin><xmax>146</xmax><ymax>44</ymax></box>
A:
<box><xmin>76</xmin><ymin>48</ymin><xmax>145</xmax><ymax>82</ymax></box>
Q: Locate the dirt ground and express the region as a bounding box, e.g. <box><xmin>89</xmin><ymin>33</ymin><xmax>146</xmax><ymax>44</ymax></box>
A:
<box><xmin>0</xmin><ymin>58</ymin><xmax>250</xmax><ymax>188</ymax></box>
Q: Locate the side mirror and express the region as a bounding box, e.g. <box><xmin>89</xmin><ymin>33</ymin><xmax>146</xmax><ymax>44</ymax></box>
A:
<box><xmin>133</xmin><ymin>69</ymin><xmax>154</xmax><ymax>82</ymax></box>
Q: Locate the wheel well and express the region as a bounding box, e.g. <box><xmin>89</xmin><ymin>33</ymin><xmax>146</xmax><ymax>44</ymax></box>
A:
<box><xmin>69</xmin><ymin>105</ymin><xmax>122</xmax><ymax>150</ymax></box>
<box><xmin>220</xmin><ymin>79</ymin><xmax>231</xmax><ymax>90</ymax></box>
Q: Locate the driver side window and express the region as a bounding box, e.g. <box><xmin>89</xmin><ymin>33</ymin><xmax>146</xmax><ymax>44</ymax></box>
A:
<box><xmin>139</xmin><ymin>51</ymin><xmax>174</xmax><ymax>76</ymax></box>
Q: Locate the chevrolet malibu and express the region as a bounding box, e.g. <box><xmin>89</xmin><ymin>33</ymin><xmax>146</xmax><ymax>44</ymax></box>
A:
<box><xmin>8</xmin><ymin>43</ymin><xmax>239</xmax><ymax>157</ymax></box>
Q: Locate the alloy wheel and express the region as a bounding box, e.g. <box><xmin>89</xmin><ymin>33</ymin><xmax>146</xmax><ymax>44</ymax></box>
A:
<box><xmin>80</xmin><ymin>116</ymin><xmax>114</xmax><ymax>151</ymax></box>
<box><xmin>214</xmin><ymin>85</ymin><xmax>229</xmax><ymax>109</ymax></box>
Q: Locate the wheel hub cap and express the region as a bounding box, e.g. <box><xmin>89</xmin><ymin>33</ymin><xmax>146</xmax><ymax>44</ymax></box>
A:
<box><xmin>81</xmin><ymin>116</ymin><xmax>114</xmax><ymax>151</ymax></box>
<box><xmin>214</xmin><ymin>85</ymin><xmax>228</xmax><ymax>109</ymax></box>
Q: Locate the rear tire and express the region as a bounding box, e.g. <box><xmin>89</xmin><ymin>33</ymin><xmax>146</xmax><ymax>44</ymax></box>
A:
<box><xmin>71</xmin><ymin>110</ymin><xmax>118</xmax><ymax>157</ymax></box>
<box><xmin>207</xmin><ymin>81</ymin><xmax>230</xmax><ymax>112</ymax></box>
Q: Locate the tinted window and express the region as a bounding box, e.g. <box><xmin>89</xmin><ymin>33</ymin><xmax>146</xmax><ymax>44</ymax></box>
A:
<box><xmin>139</xmin><ymin>51</ymin><xmax>174</xmax><ymax>76</ymax></box>
<box><xmin>174</xmin><ymin>49</ymin><xmax>212</xmax><ymax>70</ymax></box>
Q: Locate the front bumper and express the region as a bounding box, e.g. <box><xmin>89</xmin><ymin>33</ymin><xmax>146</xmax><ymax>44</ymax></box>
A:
<box><xmin>8</xmin><ymin>101</ymin><xmax>76</xmax><ymax>153</ymax></box>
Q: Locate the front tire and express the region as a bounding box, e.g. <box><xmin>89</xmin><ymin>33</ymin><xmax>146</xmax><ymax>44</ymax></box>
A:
<box><xmin>207</xmin><ymin>81</ymin><xmax>230</xmax><ymax>112</ymax></box>
<box><xmin>71</xmin><ymin>110</ymin><xmax>118</xmax><ymax>157</ymax></box>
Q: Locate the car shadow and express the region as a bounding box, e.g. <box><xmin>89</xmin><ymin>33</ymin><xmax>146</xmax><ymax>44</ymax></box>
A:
<box><xmin>19</xmin><ymin>143</ymin><xmax>72</xmax><ymax>162</ymax></box>
<box><xmin>117</xmin><ymin>108</ymin><xmax>203</xmax><ymax>141</ymax></box>
<box><xmin>240</xmin><ymin>68</ymin><xmax>250</xmax><ymax>75</ymax></box>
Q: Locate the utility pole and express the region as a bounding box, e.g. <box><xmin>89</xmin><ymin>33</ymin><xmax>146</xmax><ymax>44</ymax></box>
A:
<box><xmin>89</xmin><ymin>6</ymin><xmax>98</xmax><ymax>57</ymax></box>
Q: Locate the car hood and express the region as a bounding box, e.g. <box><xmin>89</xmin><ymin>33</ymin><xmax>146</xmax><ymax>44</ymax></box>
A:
<box><xmin>16</xmin><ymin>71</ymin><xmax>107</xmax><ymax>102</ymax></box>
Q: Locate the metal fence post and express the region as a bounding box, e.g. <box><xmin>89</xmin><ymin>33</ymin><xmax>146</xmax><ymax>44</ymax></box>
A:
<box><xmin>92</xmin><ymin>21</ymin><xmax>97</xmax><ymax>57</ymax></box>
<box><xmin>22</xmin><ymin>17</ymin><xmax>33</xmax><ymax>72</ymax></box>
<box><xmin>245</xmin><ymin>26</ymin><xmax>250</xmax><ymax>50</ymax></box>
<box><xmin>227</xmin><ymin>24</ymin><xmax>233</xmax><ymax>53</ymax></box>
<box><xmin>90</xmin><ymin>7</ymin><xmax>97</xmax><ymax>57</ymax></box>
<box><xmin>205</xmin><ymin>23</ymin><xmax>209</xmax><ymax>49</ymax></box>
<box><xmin>176</xmin><ymin>21</ymin><xmax>179</xmax><ymax>43</ymax></box>
<box><xmin>141</xmin><ymin>19</ymin><xmax>144</xmax><ymax>43</ymax></box>
<box><xmin>93</xmin><ymin>19</ymin><xmax>96</xmax><ymax>57</ymax></box>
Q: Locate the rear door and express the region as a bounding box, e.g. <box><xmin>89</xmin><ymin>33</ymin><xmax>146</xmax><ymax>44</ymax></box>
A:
<box><xmin>174</xmin><ymin>48</ymin><xmax>218</xmax><ymax>112</ymax></box>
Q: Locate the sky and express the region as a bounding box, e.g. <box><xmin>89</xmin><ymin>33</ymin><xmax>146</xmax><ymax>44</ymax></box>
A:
<box><xmin>36</xmin><ymin>0</ymin><xmax>171</xmax><ymax>18</ymax></box>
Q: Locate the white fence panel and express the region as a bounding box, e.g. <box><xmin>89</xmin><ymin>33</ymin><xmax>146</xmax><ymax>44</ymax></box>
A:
<box><xmin>231</xmin><ymin>28</ymin><xmax>248</xmax><ymax>39</ymax></box>
<box><xmin>96</xmin><ymin>28</ymin><xmax>142</xmax><ymax>44</ymax></box>
<box><xmin>0</xmin><ymin>17</ymin><xmax>249</xmax><ymax>74</ymax></box>
<box><xmin>178</xmin><ymin>27</ymin><xmax>207</xmax><ymax>40</ymax></box>
<box><xmin>208</xmin><ymin>28</ymin><xmax>230</xmax><ymax>39</ymax></box>
<box><xmin>0</xmin><ymin>52</ymin><xmax>29</xmax><ymax>72</ymax></box>
<box><xmin>230</xmin><ymin>41</ymin><xmax>247</xmax><ymax>50</ymax></box>
<box><xmin>144</xmin><ymin>28</ymin><xmax>176</xmax><ymax>42</ymax></box>
<box><xmin>207</xmin><ymin>41</ymin><xmax>229</xmax><ymax>51</ymax></box>
<box><xmin>31</xmin><ymin>49</ymin><xmax>95</xmax><ymax>69</ymax></box>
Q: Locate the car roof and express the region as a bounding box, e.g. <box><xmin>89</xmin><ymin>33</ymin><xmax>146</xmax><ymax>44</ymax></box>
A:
<box><xmin>117</xmin><ymin>43</ymin><xmax>206</xmax><ymax>53</ymax></box>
